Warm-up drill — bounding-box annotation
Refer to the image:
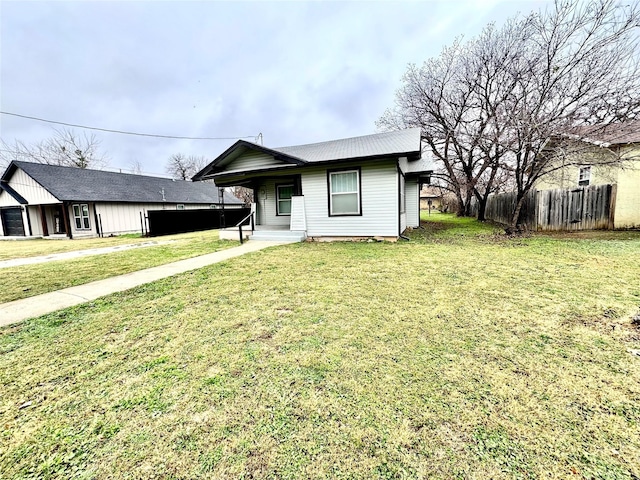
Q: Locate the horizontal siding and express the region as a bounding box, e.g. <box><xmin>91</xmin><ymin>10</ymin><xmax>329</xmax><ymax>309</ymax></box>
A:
<box><xmin>398</xmin><ymin>156</ymin><xmax>409</xmax><ymax>174</ymax></box>
<box><xmin>406</xmin><ymin>179</ymin><xmax>419</xmax><ymax>228</ymax></box>
<box><xmin>6</xmin><ymin>168</ymin><xmax>60</xmax><ymax>205</ymax></box>
<box><xmin>229</xmin><ymin>151</ymin><xmax>288</xmax><ymax>171</ymax></box>
<box><xmin>302</xmin><ymin>161</ymin><xmax>398</xmax><ymax>237</ymax></box>
<box><xmin>256</xmin><ymin>180</ymin><xmax>290</xmax><ymax>226</ymax></box>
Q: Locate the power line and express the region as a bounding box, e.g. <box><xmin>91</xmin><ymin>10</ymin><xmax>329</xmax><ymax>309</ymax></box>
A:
<box><xmin>0</xmin><ymin>111</ymin><xmax>257</xmax><ymax>141</ymax></box>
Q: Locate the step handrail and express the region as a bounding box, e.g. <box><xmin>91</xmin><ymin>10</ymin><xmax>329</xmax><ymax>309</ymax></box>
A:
<box><xmin>236</xmin><ymin>210</ymin><xmax>255</xmax><ymax>244</ymax></box>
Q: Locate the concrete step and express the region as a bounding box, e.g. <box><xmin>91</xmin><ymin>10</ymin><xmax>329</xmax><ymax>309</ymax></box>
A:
<box><xmin>249</xmin><ymin>230</ymin><xmax>307</xmax><ymax>242</ymax></box>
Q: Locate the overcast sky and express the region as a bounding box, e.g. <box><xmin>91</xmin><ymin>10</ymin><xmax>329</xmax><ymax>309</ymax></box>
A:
<box><xmin>1</xmin><ymin>0</ymin><xmax>551</xmax><ymax>177</ymax></box>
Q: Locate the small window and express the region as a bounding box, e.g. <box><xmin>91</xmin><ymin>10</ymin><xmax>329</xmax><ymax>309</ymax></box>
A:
<box><xmin>276</xmin><ymin>184</ymin><xmax>293</xmax><ymax>216</ymax></box>
<box><xmin>578</xmin><ymin>166</ymin><xmax>591</xmax><ymax>186</ymax></box>
<box><xmin>72</xmin><ymin>204</ymin><xmax>90</xmax><ymax>230</ymax></box>
<box><xmin>177</xmin><ymin>204</ymin><xmax>185</xmax><ymax>210</ymax></box>
<box><xmin>328</xmin><ymin>169</ymin><xmax>361</xmax><ymax>216</ymax></box>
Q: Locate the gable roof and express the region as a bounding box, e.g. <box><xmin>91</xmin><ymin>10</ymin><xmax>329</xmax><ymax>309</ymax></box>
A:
<box><xmin>193</xmin><ymin>128</ymin><xmax>423</xmax><ymax>180</ymax></box>
<box><xmin>564</xmin><ymin>120</ymin><xmax>640</xmax><ymax>147</ymax></box>
<box><xmin>1</xmin><ymin>161</ymin><xmax>243</xmax><ymax>204</ymax></box>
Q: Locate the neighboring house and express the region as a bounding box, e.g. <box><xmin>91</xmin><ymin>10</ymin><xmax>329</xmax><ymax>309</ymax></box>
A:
<box><xmin>537</xmin><ymin>121</ymin><xmax>640</xmax><ymax>228</ymax></box>
<box><xmin>419</xmin><ymin>185</ymin><xmax>443</xmax><ymax>211</ymax></box>
<box><xmin>0</xmin><ymin>161</ymin><xmax>243</xmax><ymax>238</ymax></box>
<box><xmin>193</xmin><ymin>128</ymin><xmax>434</xmax><ymax>241</ymax></box>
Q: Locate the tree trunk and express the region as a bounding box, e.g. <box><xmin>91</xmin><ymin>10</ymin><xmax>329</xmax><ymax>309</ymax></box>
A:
<box><xmin>476</xmin><ymin>196</ymin><xmax>488</xmax><ymax>221</ymax></box>
<box><xmin>506</xmin><ymin>194</ymin><xmax>527</xmax><ymax>234</ymax></box>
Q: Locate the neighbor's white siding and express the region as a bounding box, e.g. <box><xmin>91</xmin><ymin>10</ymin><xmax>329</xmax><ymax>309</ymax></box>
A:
<box><xmin>28</xmin><ymin>206</ymin><xmax>42</xmax><ymax>236</ymax></box>
<box><xmin>302</xmin><ymin>160</ymin><xmax>398</xmax><ymax>237</ymax></box>
<box><xmin>94</xmin><ymin>202</ymin><xmax>213</xmax><ymax>236</ymax></box>
<box><xmin>0</xmin><ymin>190</ymin><xmax>21</xmax><ymax>207</ymax></box>
<box><xmin>406</xmin><ymin>179</ymin><xmax>420</xmax><ymax>228</ymax></box>
<box><xmin>5</xmin><ymin>168</ymin><xmax>60</xmax><ymax>205</ymax></box>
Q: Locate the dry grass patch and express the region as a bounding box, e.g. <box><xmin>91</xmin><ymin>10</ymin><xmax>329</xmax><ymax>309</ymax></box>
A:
<box><xmin>1</xmin><ymin>217</ymin><xmax>639</xmax><ymax>478</ymax></box>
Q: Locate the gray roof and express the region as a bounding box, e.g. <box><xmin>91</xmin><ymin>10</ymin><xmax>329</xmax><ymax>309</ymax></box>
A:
<box><xmin>273</xmin><ymin>128</ymin><xmax>423</xmax><ymax>162</ymax></box>
<box><xmin>193</xmin><ymin>128</ymin><xmax>425</xmax><ymax>180</ymax></box>
<box><xmin>3</xmin><ymin>161</ymin><xmax>243</xmax><ymax>204</ymax></box>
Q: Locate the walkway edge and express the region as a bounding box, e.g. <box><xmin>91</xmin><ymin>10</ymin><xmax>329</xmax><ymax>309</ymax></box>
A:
<box><xmin>0</xmin><ymin>241</ymin><xmax>289</xmax><ymax>328</ymax></box>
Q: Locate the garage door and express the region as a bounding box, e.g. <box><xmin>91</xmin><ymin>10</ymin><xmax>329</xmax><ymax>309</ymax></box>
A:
<box><xmin>1</xmin><ymin>208</ymin><xmax>25</xmax><ymax>236</ymax></box>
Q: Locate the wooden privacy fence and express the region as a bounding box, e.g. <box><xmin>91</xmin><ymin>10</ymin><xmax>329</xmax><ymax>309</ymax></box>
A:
<box><xmin>481</xmin><ymin>184</ymin><xmax>616</xmax><ymax>231</ymax></box>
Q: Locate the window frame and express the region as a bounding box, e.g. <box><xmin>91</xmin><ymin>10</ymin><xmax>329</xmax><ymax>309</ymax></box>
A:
<box><xmin>327</xmin><ymin>167</ymin><xmax>362</xmax><ymax>217</ymax></box>
<box><xmin>276</xmin><ymin>183</ymin><xmax>294</xmax><ymax>216</ymax></box>
<box><xmin>176</xmin><ymin>204</ymin><xmax>185</xmax><ymax>210</ymax></box>
<box><xmin>72</xmin><ymin>203</ymin><xmax>91</xmax><ymax>230</ymax></box>
<box><xmin>578</xmin><ymin>166</ymin><xmax>591</xmax><ymax>186</ymax></box>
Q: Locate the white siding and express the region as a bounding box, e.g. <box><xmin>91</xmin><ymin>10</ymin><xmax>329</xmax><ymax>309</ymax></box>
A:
<box><xmin>228</xmin><ymin>151</ymin><xmax>288</xmax><ymax>171</ymax></box>
<box><xmin>95</xmin><ymin>202</ymin><xmax>214</xmax><ymax>236</ymax></box>
<box><xmin>4</xmin><ymin>168</ymin><xmax>60</xmax><ymax>205</ymax></box>
<box><xmin>406</xmin><ymin>179</ymin><xmax>420</xmax><ymax>228</ymax></box>
<box><xmin>398</xmin><ymin>156</ymin><xmax>409</xmax><ymax>174</ymax></box>
<box><xmin>290</xmin><ymin>196</ymin><xmax>307</xmax><ymax>231</ymax></box>
<box><xmin>255</xmin><ymin>180</ymin><xmax>291</xmax><ymax>227</ymax></box>
<box><xmin>0</xmin><ymin>190</ymin><xmax>20</xmax><ymax>207</ymax></box>
<box><xmin>302</xmin><ymin>160</ymin><xmax>399</xmax><ymax>237</ymax></box>
<box><xmin>28</xmin><ymin>206</ymin><xmax>42</xmax><ymax>236</ymax></box>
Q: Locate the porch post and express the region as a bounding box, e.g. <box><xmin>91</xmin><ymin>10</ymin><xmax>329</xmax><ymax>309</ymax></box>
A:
<box><xmin>62</xmin><ymin>202</ymin><xmax>73</xmax><ymax>239</ymax></box>
<box><xmin>38</xmin><ymin>205</ymin><xmax>49</xmax><ymax>236</ymax></box>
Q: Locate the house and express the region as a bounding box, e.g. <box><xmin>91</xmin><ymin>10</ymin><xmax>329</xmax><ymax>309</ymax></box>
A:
<box><xmin>419</xmin><ymin>185</ymin><xmax>444</xmax><ymax>211</ymax></box>
<box><xmin>536</xmin><ymin>121</ymin><xmax>640</xmax><ymax>229</ymax></box>
<box><xmin>192</xmin><ymin>128</ymin><xmax>433</xmax><ymax>241</ymax></box>
<box><xmin>0</xmin><ymin>161</ymin><xmax>243</xmax><ymax>238</ymax></box>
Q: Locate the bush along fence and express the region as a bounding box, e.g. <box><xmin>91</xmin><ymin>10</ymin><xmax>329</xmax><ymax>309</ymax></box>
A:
<box><xmin>478</xmin><ymin>184</ymin><xmax>616</xmax><ymax>231</ymax></box>
<box><xmin>147</xmin><ymin>207</ymin><xmax>251</xmax><ymax>236</ymax></box>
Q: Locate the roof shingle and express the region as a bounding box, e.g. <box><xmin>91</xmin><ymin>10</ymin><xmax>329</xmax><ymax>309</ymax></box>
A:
<box><xmin>5</xmin><ymin>161</ymin><xmax>242</xmax><ymax>204</ymax></box>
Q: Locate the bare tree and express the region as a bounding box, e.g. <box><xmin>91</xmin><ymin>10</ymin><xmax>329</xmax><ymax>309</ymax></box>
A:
<box><xmin>0</xmin><ymin>128</ymin><xmax>108</xmax><ymax>169</ymax></box>
<box><xmin>165</xmin><ymin>154</ymin><xmax>208</xmax><ymax>180</ymax></box>
<box><xmin>498</xmin><ymin>0</ymin><xmax>640</xmax><ymax>230</ymax></box>
<box><xmin>230</xmin><ymin>186</ymin><xmax>253</xmax><ymax>204</ymax></box>
<box><xmin>380</xmin><ymin>0</ymin><xmax>640</xmax><ymax>230</ymax></box>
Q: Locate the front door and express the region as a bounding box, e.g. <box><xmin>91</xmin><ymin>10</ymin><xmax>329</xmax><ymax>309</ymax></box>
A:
<box><xmin>52</xmin><ymin>205</ymin><xmax>67</xmax><ymax>234</ymax></box>
<box><xmin>1</xmin><ymin>207</ymin><xmax>25</xmax><ymax>236</ymax></box>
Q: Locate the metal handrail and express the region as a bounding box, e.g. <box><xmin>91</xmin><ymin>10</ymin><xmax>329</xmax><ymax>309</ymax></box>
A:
<box><xmin>237</xmin><ymin>210</ymin><xmax>255</xmax><ymax>244</ymax></box>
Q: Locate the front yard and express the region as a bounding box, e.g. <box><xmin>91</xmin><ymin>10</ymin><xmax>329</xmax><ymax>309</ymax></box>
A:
<box><xmin>1</xmin><ymin>215</ymin><xmax>639</xmax><ymax>478</ymax></box>
<box><xmin>0</xmin><ymin>230</ymin><xmax>237</xmax><ymax>304</ymax></box>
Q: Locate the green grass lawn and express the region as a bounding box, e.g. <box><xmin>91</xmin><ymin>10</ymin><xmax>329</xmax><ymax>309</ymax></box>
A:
<box><xmin>1</xmin><ymin>215</ymin><xmax>639</xmax><ymax>478</ymax></box>
<box><xmin>0</xmin><ymin>230</ymin><xmax>237</xmax><ymax>303</ymax></box>
<box><xmin>0</xmin><ymin>233</ymin><xmax>162</xmax><ymax>261</ymax></box>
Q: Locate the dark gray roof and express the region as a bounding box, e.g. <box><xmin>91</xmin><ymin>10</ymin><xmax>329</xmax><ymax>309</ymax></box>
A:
<box><xmin>273</xmin><ymin>128</ymin><xmax>422</xmax><ymax>162</ymax></box>
<box><xmin>3</xmin><ymin>161</ymin><xmax>243</xmax><ymax>204</ymax></box>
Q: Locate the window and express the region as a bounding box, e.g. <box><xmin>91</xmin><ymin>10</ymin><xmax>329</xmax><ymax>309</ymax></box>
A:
<box><xmin>177</xmin><ymin>204</ymin><xmax>185</xmax><ymax>210</ymax></box>
<box><xmin>276</xmin><ymin>184</ymin><xmax>293</xmax><ymax>215</ymax></box>
<box><xmin>578</xmin><ymin>166</ymin><xmax>591</xmax><ymax>186</ymax></box>
<box><xmin>328</xmin><ymin>169</ymin><xmax>361</xmax><ymax>216</ymax></box>
<box><xmin>72</xmin><ymin>204</ymin><xmax>90</xmax><ymax>230</ymax></box>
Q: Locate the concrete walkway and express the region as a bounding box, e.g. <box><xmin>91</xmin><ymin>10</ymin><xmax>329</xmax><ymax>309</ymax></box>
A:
<box><xmin>0</xmin><ymin>240</ymin><xmax>288</xmax><ymax>327</ymax></box>
<box><xmin>0</xmin><ymin>240</ymin><xmax>176</xmax><ymax>268</ymax></box>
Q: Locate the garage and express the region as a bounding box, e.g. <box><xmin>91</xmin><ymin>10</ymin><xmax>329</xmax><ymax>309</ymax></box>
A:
<box><xmin>1</xmin><ymin>207</ymin><xmax>25</xmax><ymax>236</ymax></box>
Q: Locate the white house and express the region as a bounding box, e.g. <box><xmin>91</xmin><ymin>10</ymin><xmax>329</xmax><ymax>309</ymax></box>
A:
<box><xmin>0</xmin><ymin>161</ymin><xmax>243</xmax><ymax>238</ymax></box>
<box><xmin>193</xmin><ymin>128</ymin><xmax>433</xmax><ymax>241</ymax></box>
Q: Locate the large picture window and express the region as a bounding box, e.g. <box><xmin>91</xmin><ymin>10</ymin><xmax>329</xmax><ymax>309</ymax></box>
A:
<box><xmin>72</xmin><ymin>204</ymin><xmax>90</xmax><ymax>230</ymax></box>
<box><xmin>276</xmin><ymin>184</ymin><xmax>293</xmax><ymax>215</ymax></box>
<box><xmin>328</xmin><ymin>169</ymin><xmax>361</xmax><ymax>216</ymax></box>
